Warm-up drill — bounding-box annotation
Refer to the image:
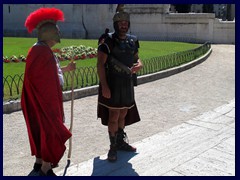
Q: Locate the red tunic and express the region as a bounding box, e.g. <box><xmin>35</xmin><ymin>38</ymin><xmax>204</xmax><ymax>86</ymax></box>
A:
<box><xmin>21</xmin><ymin>43</ymin><xmax>71</xmax><ymax>165</ymax></box>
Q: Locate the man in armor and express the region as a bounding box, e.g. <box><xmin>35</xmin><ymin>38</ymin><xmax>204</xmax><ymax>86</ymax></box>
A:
<box><xmin>21</xmin><ymin>7</ymin><xmax>76</xmax><ymax>176</ymax></box>
<box><xmin>97</xmin><ymin>7</ymin><xmax>143</xmax><ymax>162</ymax></box>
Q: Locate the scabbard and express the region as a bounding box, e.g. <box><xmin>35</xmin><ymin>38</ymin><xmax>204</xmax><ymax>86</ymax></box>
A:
<box><xmin>109</xmin><ymin>56</ymin><xmax>132</xmax><ymax>75</ymax></box>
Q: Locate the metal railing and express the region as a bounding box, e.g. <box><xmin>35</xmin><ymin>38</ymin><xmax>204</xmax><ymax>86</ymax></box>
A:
<box><xmin>138</xmin><ymin>42</ymin><xmax>211</xmax><ymax>76</ymax></box>
<box><xmin>3</xmin><ymin>42</ymin><xmax>211</xmax><ymax>101</ymax></box>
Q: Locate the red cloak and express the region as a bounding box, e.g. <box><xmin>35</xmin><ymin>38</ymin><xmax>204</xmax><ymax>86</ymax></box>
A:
<box><xmin>21</xmin><ymin>44</ymin><xmax>71</xmax><ymax>165</ymax></box>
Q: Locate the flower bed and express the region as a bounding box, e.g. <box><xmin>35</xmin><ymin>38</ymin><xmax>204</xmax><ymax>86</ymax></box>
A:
<box><xmin>3</xmin><ymin>45</ymin><xmax>97</xmax><ymax>63</ymax></box>
<box><xmin>54</xmin><ymin>45</ymin><xmax>97</xmax><ymax>61</ymax></box>
<box><xmin>3</xmin><ymin>55</ymin><xmax>26</xmax><ymax>63</ymax></box>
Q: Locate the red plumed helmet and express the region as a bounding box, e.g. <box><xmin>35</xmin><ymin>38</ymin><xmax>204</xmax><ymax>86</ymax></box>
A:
<box><xmin>25</xmin><ymin>7</ymin><xmax>64</xmax><ymax>33</ymax></box>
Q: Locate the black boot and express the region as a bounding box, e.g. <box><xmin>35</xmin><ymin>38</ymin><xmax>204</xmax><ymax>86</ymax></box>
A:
<box><xmin>33</xmin><ymin>163</ymin><xmax>42</xmax><ymax>172</ymax></box>
<box><xmin>39</xmin><ymin>169</ymin><xmax>57</xmax><ymax>176</ymax></box>
<box><xmin>107</xmin><ymin>132</ymin><xmax>117</xmax><ymax>162</ymax></box>
<box><xmin>116</xmin><ymin>128</ymin><xmax>136</xmax><ymax>152</ymax></box>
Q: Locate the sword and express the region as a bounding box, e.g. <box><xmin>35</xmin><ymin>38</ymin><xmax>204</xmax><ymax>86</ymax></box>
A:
<box><xmin>109</xmin><ymin>56</ymin><xmax>132</xmax><ymax>74</ymax></box>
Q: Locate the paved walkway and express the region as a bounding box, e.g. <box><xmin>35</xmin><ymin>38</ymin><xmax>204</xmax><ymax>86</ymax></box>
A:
<box><xmin>57</xmin><ymin>99</ymin><xmax>235</xmax><ymax>176</ymax></box>
<box><xmin>3</xmin><ymin>45</ymin><xmax>235</xmax><ymax>176</ymax></box>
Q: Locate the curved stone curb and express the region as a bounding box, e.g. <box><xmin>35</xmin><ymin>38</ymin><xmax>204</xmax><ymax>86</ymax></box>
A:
<box><xmin>3</xmin><ymin>48</ymin><xmax>212</xmax><ymax>114</ymax></box>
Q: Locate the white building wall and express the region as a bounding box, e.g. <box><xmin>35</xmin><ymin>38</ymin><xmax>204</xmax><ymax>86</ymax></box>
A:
<box><xmin>213</xmin><ymin>19</ymin><xmax>235</xmax><ymax>44</ymax></box>
<box><xmin>3</xmin><ymin>4</ymin><xmax>235</xmax><ymax>44</ymax></box>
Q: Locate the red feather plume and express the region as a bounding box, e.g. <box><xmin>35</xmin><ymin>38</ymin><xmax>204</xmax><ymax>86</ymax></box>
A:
<box><xmin>25</xmin><ymin>7</ymin><xmax>64</xmax><ymax>33</ymax></box>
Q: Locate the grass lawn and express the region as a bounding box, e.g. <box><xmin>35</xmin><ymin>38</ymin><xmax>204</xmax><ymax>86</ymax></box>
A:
<box><xmin>3</xmin><ymin>37</ymin><xmax>200</xmax><ymax>76</ymax></box>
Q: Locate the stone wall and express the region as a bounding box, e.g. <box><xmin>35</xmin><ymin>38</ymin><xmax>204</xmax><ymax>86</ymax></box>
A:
<box><xmin>3</xmin><ymin>4</ymin><xmax>235</xmax><ymax>44</ymax></box>
<box><xmin>212</xmin><ymin>19</ymin><xmax>235</xmax><ymax>44</ymax></box>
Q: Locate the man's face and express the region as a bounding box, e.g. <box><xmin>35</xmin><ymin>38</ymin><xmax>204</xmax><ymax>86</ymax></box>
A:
<box><xmin>38</xmin><ymin>23</ymin><xmax>61</xmax><ymax>43</ymax></box>
<box><xmin>54</xmin><ymin>25</ymin><xmax>61</xmax><ymax>43</ymax></box>
<box><xmin>117</xmin><ymin>20</ymin><xmax>129</xmax><ymax>34</ymax></box>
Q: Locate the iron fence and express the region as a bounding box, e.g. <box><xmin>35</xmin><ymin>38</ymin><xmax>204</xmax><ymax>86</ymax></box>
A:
<box><xmin>3</xmin><ymin>42</ymin><xmax>211</xmax><ymax>101</ymax></box>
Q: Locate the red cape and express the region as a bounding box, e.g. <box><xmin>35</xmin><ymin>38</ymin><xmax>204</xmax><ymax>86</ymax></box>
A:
<box><xmin>21</xmin><ymin>44</ymin><xmax>71</xmax><ymax>165</ymax></box>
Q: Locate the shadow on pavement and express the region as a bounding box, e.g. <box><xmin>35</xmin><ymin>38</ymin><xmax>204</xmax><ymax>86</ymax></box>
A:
<box><xmin>91</xmin><ymin>151</ymin><xmax>139</xmax><ymax>176</ymax></box>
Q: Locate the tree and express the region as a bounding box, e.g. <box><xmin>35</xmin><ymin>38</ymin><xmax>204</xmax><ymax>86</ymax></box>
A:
<box><xmin>226</xmin><ymin>4</ymin><xmax>232</xmax><ymax>21</ymax></box>
<box><xmin>202</xmin><ymin>4</ymin><xmax>214</xmax><ymax>13</ymax></box>
<box><xmin>173</xmin><ymin>4</ymin><xmax>192</xmax><ymax>13</ymax></box>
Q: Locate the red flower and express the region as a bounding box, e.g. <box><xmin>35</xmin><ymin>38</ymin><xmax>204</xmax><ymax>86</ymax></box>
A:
<box><xmin>80</xmin><ymin>55</ymin><xmax>86</xmax><ymax>59</ymax></box>
<box><xmin>74</xmin><ymin>55</ymin><xmax>79</xmax><ymax>60</ymax></box>
<box><xmin>4</xmin><ymin>59</ymin><xmax>10</xmax><ymax>63</ymax></box>
<box><xmin>52</xmin><ymin>48</ymin><xmax>61</xmax><ymax>53</ymax></box>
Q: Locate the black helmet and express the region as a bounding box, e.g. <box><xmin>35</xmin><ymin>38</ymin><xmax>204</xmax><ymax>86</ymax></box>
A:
<box><xmin>113</xmin><ymin>11</ymin><xmax>130</xmax><ymax>23</ymax></box>
<box><xmin>113</xmin><ymin>11</ymin><xmax>130</xmax><ymax>33</ymax></box>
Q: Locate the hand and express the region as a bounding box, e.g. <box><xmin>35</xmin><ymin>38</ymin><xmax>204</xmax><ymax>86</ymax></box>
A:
<box><xmin>131</xmin><ymin>62</ymin><xmax>142</xmax><ymax>74</ymax></box>
<box><xmin>101</xmin><ymin>84</ymin><xmax>111</xmax><ymax>99</ymax></box>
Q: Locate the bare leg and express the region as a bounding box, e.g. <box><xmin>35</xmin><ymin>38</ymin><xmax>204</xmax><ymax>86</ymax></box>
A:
<box><xmin>118</xmin><ymin>108</ymin><xmax>128</xmax><ymax>129</ymax></box>
<box><xmin>32</xmin><ymin>157</ymin><xmax>42</xmax><ymax>172</ymax></box>
<box><xmin>38</xmin><ymin>160</ymin><xmax>57</xmax><ymax>176</ymax></box>
<box><xmin>41</xmin><ymin>161</ymin><xmax>52</xmax><ymax>175</ymax></box>
<box><xmin>35</xmin><ymin>157</ymin><xmax>42</xmax><ymax>164</ymax></box>
<box><xmin>116</xmin><ymin>108</ymin><xmax>136</xmax><ymax>152</ymax></box>
<box><xmin>108</xmin><ymin>108</ymin><xmax>120</xmax><ymax>135</ymax></box>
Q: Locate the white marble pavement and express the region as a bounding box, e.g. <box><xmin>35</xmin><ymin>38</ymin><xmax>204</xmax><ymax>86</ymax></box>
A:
<box><xmin>57</xmin><ymin>99</ymin><xmax>235</xmax><ymax>176</ymax></box>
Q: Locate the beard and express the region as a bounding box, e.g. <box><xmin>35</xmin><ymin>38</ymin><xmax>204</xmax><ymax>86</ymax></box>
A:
<box><xmin>119</xmin><ymin>27</ymin><xmax>128</xmax><ymax>34</ymax></box>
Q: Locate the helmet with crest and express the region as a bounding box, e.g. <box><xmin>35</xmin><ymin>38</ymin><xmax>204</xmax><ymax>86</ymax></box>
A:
<box><xmin>25</xmin><ymin>7</ymin><xmax>64</xmax><ymax>43</ymax></box>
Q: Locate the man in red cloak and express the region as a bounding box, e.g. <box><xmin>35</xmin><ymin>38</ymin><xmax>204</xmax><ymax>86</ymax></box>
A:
<box><xmin>21</xmin><ymin>7</ymin><xmax>75</xmax><ymax>176</ymax></box>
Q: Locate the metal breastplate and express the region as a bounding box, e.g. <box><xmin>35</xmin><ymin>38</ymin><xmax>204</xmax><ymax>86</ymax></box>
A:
<box><xmin>111</xmin><ymin>37</ymin><xmax>136</xmax><ymax>68</ymax></box>
<box><xmin>107</xmin><ymin>35</ymin><xmax>137</xmax><ymax>77</ymax></box>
